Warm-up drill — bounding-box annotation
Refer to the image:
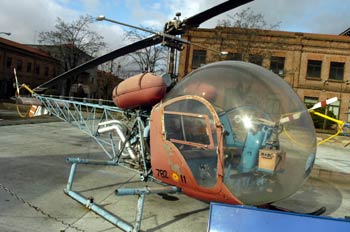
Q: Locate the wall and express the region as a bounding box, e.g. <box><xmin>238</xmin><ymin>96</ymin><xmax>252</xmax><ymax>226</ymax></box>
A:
<box><xmin>178</xmin><ymin>27</ymin><xmax>350</xmax><ymax>122</ymax></box>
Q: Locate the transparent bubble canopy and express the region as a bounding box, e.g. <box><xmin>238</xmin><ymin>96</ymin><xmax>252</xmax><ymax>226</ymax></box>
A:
<box><xmin>165</xmin><ymin>61</ymin><xmax>316</xmax><ymax>205</ymax></box>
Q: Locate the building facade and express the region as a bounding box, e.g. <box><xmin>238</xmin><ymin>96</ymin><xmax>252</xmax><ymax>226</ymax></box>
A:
<box><xmin>178</xmin><ymin>27</ymin><xmax>350</xmax><ymax>122</ymax></box>
<box><xmin>31</xmin><ymin>44</ymin><xmax>97</xmax><ymax>97</ymax></box>
<box><xmin>0</xmin><ymin>38</ymin><xmax>122</xmax><ymax>100</ymax></box>
<box><xmin>0</xmin><ymin>37</ymin><xmax>60</xmax><ymax>99</ymax></box>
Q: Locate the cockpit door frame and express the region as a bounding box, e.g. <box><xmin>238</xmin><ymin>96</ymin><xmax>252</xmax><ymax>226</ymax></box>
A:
<box><xmin>161</xmin><ymin>95</ymin><xmax>225</xmax><ymax>193</ymax></box>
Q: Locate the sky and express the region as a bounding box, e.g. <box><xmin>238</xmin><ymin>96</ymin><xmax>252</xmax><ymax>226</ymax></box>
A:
<box><xmin>1</xmin><ymin>0</ymin><xmax>350</xmax><ymax>54</ymax></box>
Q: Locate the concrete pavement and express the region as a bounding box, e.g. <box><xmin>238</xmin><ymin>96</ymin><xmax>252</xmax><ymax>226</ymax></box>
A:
<box><xmin>0</xmin><ymin>122</ymin><xmax>211</xmax><ymax>232</ymax></box>
<box><xmin>0</xmin><ymin>119</ymin><xmax>349</xmax><ymax>231</ymax></box>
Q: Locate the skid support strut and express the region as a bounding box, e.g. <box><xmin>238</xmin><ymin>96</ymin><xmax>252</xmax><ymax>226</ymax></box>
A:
<box><xmin>64</xmin><ymin>158</ymin><xmax>180</xmax><ymax>232</ymax></box>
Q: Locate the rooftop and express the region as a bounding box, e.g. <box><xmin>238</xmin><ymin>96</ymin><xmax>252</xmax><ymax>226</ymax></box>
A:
<box><xmin>0</xmin><ymin>37</ymin><xmax>51</xmax><ymax>58</ymax></box>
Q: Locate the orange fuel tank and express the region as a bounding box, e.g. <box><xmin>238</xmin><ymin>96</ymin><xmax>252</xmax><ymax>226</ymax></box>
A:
<box><xmin>112</xmin><ymin>73</ymin><xmax>167</xmax><ymax>109</ymax></box>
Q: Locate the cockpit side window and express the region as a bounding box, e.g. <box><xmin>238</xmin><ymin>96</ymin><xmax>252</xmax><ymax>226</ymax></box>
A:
<box><xmin>163</xmin><ymin>98</ymin><xmax>218</xmax><ymax>188</ymax></box>
<box><xmin>164</xmin><ymin>112</ymin><xmax>213</xmax><ymax>149</ymax></box>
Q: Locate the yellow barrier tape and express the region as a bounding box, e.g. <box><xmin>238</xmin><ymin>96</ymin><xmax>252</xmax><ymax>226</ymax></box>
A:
<box><xmin>310</xmin><ymin>110</ymin><xmax>345</xmax><ymax>146</ymax></box>
<box><xmin>15</xmin><ymin>84</ymin><xmax>36</xmax><ymax>118</ymax></box>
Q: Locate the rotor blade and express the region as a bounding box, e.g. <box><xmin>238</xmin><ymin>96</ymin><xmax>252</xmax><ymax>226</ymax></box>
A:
<box><xmin>183</xmin><ymin>0</ymin><xmax>253</xmax><ymax>28</ymax></box>
<box><xmin>34</xmin><ymin>35</ymin><xmax>163</xmax><ymax>92</ymax></box>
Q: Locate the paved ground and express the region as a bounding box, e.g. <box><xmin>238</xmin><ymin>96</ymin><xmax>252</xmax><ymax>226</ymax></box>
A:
<box><xmin>0</xmin><ymin>104</ymin><xmax>349</xmax><ymax>231</ymax></box>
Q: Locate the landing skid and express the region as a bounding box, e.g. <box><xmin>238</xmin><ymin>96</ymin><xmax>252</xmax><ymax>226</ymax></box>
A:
<box><xmin>26</xmin><ymin>94</ymin><xmax>180</xmax><ymax>231</ymax></box>
<box><xmin>64</xmin><ymin>157</ymin><xmax>180</xmax><ymax>232</ymax></box>
<box><xmin>266</xmin><ymin>204</ymin><xmax>327</xmax><ymax>216</ymax></box>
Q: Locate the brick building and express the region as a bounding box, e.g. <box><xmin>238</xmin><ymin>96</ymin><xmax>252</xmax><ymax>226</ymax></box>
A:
<box><xmin>31</xmin><ymin>44</ymin><xmax>97</xmax><ymax>97</ymax></box>
<box><xmin>178</xmin><ymin>27</ymin><xmax>350</xmax><ymax>122</ymax></box>
<box><xmin>0</xmin><ymin>37</ymin><xmax>60</xmax><ymax>99</ymax></box>
<box><xmin>28</xmin><ymin>45</ymin><xmax>125</xmax><ymax>99</ymax></box>
<box><xmin>0</xmin><ymin>38</ymin><xmax>121</xmax><ymax>100</ymax></box>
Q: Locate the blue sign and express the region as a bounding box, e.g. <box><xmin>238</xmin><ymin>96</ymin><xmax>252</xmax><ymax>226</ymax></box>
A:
<box><xmin>208</xmin><ymin>203</ymin><xmax>350</xmax><ymax>232</ymax></box>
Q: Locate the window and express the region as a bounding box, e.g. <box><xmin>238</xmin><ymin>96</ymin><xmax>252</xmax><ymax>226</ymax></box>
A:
<box><xmin>305</xmin><ymin>97</ymin><xmax>340</xmax><ymax>129</ymax></box>
<box><xmin>328</xmin><ymin>100</ymin><xmax>340</xmax><ymax>119</ymax></box>
<box><xmin>192</xmin><ymin>50</ymin><xmax>207</xmax><ymax>69</ymax></box>
<box><xmin>270</xmin><ymin>56</ymin><xmax>285</xmax><ymax>76</ymax></box>
<box><xmin>307</xmin><ymin>60</ymin><xmax>322</xmax><ymax>79</ymax></box>
<box><xmin>304</xmin><ymin>96</ymin><xmax>319</xmax><ymax>109</ymax></box>
<box><xmin>164</xmin><ymin>113</ymin><xmax>211</xmax><ymax>145</ymax></box>
<box><xmin>35</xmin><ymin>64</ymin><xmax>40</xmax><ymax>75</ymax></box>
<box><xmin>44</xmin><ymin>66</ymin><xmax>49</xmax><ymax>77</ymax></box>
<box><xmin>27</xmin><ymin>62</ymin><xmax>32</xmax><ymax>73</ymax></box>
<box><xmin>226</xmin><ymin>53</ymin><xmax>242</xmax><ymax>61</ymax></box>
<box><xmin>16</xmin><ymin>59</ymin><xmax>23</xmax><ymax>71</ymax></box>
<box><xmin>163</xmin><ymin>98</ymin><xmax>218</xmax><ymax>188</ymax></box>
<box><xmin>248</xmin><ymin>55</ymin><xmax>263</xmax><ymax>66</ymax></box>
<box><xmin>329</xmin><ymin>62</ymin><xmax>344</xmax><ymax>81</ymax></box>
<box><xmin>6</xmin><ymin>57</ymin><xmax>12</xmax><ymax>68</ymax></box>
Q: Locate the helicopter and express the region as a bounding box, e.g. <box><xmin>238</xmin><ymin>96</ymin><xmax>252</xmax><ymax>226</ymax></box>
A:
<box><xmin>13</xmin><ymin>0</ymin><xmax>340</xmax><ymax>231</ymax></box>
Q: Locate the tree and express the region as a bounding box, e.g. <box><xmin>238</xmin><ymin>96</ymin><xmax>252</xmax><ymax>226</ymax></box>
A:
<box><xmin>38</xmin><ymin>15</ymin><xmax>106</xmax><ymax>96</ymax></box>
<box><xmin>217</xmin><ymin>7</ymin><xmax>280</xmax><ymax>29</ymax></box>
<box><xmin>99</xmin><ymin>58</ymin><xmax>121</xmax><ymax>75</ymax></box>
<box><xmin>124</xmin><ymin>28</ymin><xmax>168</xmax><ymax>74</ymax></box>
<box><xmin>38</xmin><ymin>15</ymin><xmax>106</xmax><ymax>71</ymax></box>
<box><xmin>209</xmin><ymin>8</ymin><xmax>281</xmax><ymax>64</ymax></box>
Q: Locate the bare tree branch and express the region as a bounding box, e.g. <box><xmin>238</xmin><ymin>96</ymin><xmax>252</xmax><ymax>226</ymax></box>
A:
<box><xmin>38</xmin><ymin>14</ymin><xmax>106</xmax><ymax>71</ymax></box>
<box><xmin>124</xmin><ymin>27</ymin><xmax>168</xmax><ymax>73</ymax></box>
<box><xmin>208</xmin><ymin>7</ymin><xmax>282</xmax><ymax>64</ymax></box>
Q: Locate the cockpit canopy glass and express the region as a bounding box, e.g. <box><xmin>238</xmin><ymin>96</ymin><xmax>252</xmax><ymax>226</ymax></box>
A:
<box><xmin>165</xmin><ymin>61</ymin><xmax>316</xmax><ymax>205</ymax></box>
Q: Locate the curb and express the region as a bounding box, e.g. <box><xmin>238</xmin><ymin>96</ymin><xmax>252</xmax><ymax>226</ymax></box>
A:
<box><xmin>311</xmin><ymin>166</ymin><xmax>350</xmax><ymax>185</ymax></box>
<box><xmin>0</xmin><ymin>117</ymin><xmax>60</xmax><ymax>126</ymax></box>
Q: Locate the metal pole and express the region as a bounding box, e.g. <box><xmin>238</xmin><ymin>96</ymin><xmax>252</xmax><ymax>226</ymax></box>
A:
<box><xmin>134</xmin><ymin>194</ymin><xmax>145</xmax><ymax>232</ymax></box>
<box><xmin>116</xmin><ymin>186</ymin><xmax>180</xmax><ymax>196</ymax></box>
<box><xmin>66</xmin><ymin>163</ymin><xmax>77</xmax><ymax>191</ymax></box>
<box><xmin>65</xmin><ymin>190</ymin><xmax>134</xmax><ymax>232</ymax></box>
<box><xmin>64</xmin><ymin>161</ymin><xmax>135</xmax><ymax>232</ymax></box>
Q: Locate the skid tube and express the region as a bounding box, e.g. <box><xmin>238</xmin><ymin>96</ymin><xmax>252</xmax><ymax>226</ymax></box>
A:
<box><xmin>64</xmin><ymin>157</ymin><xmax>181</xmax><ymax>232</ymax></box>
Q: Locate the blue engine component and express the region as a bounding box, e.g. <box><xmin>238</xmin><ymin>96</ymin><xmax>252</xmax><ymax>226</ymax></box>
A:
<box><xmin>238</xmin><ymin>125</ymin><xmax>273</xmax><ymax>173</ymax></box>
